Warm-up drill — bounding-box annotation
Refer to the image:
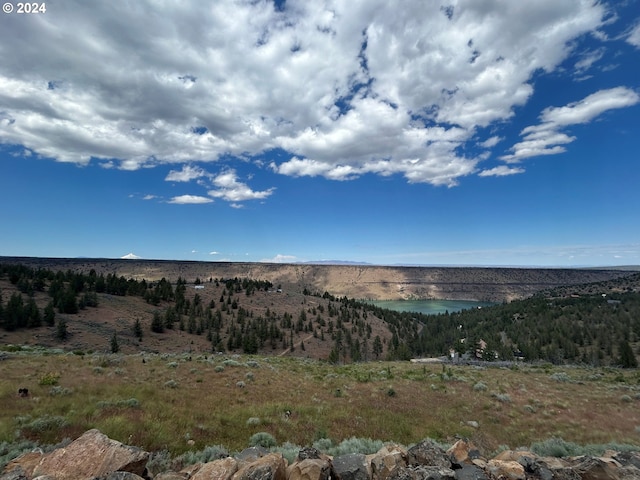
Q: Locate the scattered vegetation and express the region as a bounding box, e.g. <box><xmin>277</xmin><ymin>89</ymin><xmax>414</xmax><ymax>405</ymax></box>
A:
<box><xmin>2</xmin><ymin>261</ymin><xmax>640</xmax><ymax>473</ymax></box>
<box><xmin>1</xmin><ymin>262</ymin><xmax>639</xmax><ymax>367</ymax></box>
<box><xmin>2</xmin><ymin>350</ymin><xmax>640</xmax><ymax>467</ymax></box>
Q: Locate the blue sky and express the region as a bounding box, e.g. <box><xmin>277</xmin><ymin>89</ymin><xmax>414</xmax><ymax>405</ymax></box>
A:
<box><xmin>1</xmin><ymin>0</ymin><xmax>639</xmax><ymax>266</ymax></box>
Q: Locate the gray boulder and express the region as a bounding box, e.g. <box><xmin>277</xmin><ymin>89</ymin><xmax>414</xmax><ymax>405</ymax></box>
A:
<box><xmin>407</xmin><ymin>440</ymin><xmax>451</xmax><ymax>468</ymax></box>
<box><xmin>102</xmin><ymin>473</ymin><xmax>146</xmax><ymax>480</ymax></box>
<box><xmin>333</xmin><ymin>454</ymin><xmax>371</xmax><ymax>480</ymax></box>
<box><xmin>387</xmin><ymin>466</ymin><xmax>456</xmax><ymax>480</ymax></box>
<box><xmin>453</xmin><ymin>465</ymin><xmax>487</xmax><ymax>480</ymax></box>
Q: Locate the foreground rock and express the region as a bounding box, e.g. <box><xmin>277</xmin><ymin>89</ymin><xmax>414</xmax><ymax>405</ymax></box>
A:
<box><xmin>4</xmin><ymin>432</ymin><xmax>640</xmax><ymax>480</ymax></box>
<box><xmin>2</xmin><ymin>429</ymin><xmax>148</xmax><ymax>480</ymax></box>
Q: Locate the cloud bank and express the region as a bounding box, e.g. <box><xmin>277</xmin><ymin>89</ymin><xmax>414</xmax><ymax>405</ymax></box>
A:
<box><xmin>0</xmin><ymin>0</ymin><xmax>636</xmax><ymax>200</ymax></box>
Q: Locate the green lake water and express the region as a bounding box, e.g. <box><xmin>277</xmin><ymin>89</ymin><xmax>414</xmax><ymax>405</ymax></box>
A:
<box><xmin>369</xmin><ymin>299</ymin><xmax>495</xmax><ymax>315</ymax></box>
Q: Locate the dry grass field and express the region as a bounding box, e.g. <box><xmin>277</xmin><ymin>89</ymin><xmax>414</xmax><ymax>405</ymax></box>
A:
<box><xmin>2</xmin><ymin>349</ymin><xmax>640</xmax><ymax>458</ymax></box>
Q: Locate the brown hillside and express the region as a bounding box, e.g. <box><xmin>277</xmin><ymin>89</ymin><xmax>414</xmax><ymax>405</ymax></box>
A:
<box><xmin>1</xmin><ymin>257</ymin><xmax>635</xmax><ymax>360</ymax></box>
<box><xmin>0</xmin><ymin>257</ymin><xmax>633</xmax><ymax>302</ymax></box>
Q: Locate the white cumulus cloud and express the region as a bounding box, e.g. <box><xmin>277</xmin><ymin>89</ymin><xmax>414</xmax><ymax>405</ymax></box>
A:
<box><xmin>166</xmin><ymin>165</ymin><xmax>208</xmax><ymax>182</ymax></box>
<box><xmin>501</xmin><ymin>87</ymin><xmax>640</xmax><ymax>162</ymax></box>
<box><xmin>208</xmin><ymin>170</ymin><xmax>275</xmax><ymax>202</ymax></box>
<box><xmin>261</xmin><ymin>254</ymin><xmax>299</xmax><ymax>264</ymax></box>
<box><xmin>0</xmin><ymin>0</ymin><xmax>634</xmax><ymax>191</ymax></box>
<box><xmin>168</xmin><ymin>194</ymin><xmax>213</xmax><ymax>204</ymax></box>
<box><xmin>626</xmin><ymin>21</ymin><xmax>640</xmax><ymax>48</ymax></box>
<box><xmin>478</xmin><ymin>166</ymin><xmax>525</xmax><ymax>177</ymax></box>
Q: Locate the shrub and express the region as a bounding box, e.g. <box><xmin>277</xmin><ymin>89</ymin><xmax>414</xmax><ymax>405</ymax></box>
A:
<box><xmin>176</xmin><ymin>445</ymin><xmax>229</xmax><ymax>467</ymax></box>
<box><xmin>312</xmin><ymin>437</ymin><xmax>334</xmax><ymax>452</ymax></box>
<box><xmin>249</xmin><ymin>432</ymin><xmax>276</xmax><ymax>448</ymax></box>
<box><xmin>92</xmin><ymin>355</ymin><xmax>122</xmax><ymax>368</ymax></box>
<box><xmin>145</xmin><ymin>450</ymin><xmax>172</xmax><ymax>477</ymax></box>
<box><xmin>19</xmin><ymin>415</ymin><xmax>68</xmax><ymax>433</ymax></box>
<box><xmin>0</xmin><ymin>345</ymin><xmax>24</xmax><ymax>353</ymax></box>
<box><xmin>246</xmin><ymin>417</ymin><xmax>261</xmax><ymax>426</ymax></box>
<box><xmin>273</xmin><ymin>441</ymin><xmax>302</xmax><ymax>464</ymax></box>
<box><xmin>531</xmin><ymin>437</ymin><xmax>580</xmax><ymax>457</ymax></box>
<box><xmin>38</xmin><ymin>372</ymin><xmax>60</xmax><ymax>386</ymax></box>
<box><xmin>49</xmin><ymin>386</ymin><xmax>73</xmax><ymax>396</ymax></box>
<box><xmin>214</xmin><ymin>365</ymin><xmax>224</xmax><ymax>372</ymax></box>
<box><xmin>223</xmin><ymin>359</ymin><xmax>242</xmax><ymax>367</ymax></box>
<box><xmin>164</xmin><ymin>380</ymin><xmax>179</xmax><ymax>389</ymax></box>
<box><xmin>549</xmin><ymin>372</ymin><xmax>571</xmax><ymax>383</ymax></box>
<box><xmin>473</xmin><ymin>382</ymin><xmax>487</xmax><ymax>392</ymax></box>
<box><xmin>492</xmin><ymin>393</ymin><xmax>511</xmax><ymax>403</ymax></box>
<box><xmin>526</xmin><ymin>438</ymin><xmax>640</xmax><ymax>458</ymax></box>
<box><xmin>97</xmin><ymin>398</ymin><xmax>140</xmax><ymax>409</ymax></box>
<box><xmin>0</xmin><ymin>439</ymin><xmax>39</xmax><ymax>470</ymax></box>
<box><xmin>325</xmin><ymin>437</ymin><xmax>385</xmax><ymax>456</ymax></box>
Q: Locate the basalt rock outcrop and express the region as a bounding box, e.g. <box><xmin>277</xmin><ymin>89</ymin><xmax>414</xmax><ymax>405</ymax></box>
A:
<box><xmin>3</xmin><ymin>432</ymin><xmax>640</xmax><ymax>480</ymax></box>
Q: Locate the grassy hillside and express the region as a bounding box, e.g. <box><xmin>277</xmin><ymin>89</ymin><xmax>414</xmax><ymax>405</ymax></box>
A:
<box><xmin>2</xmin><ymin>350</ymin><xmax>640</xmax><ymax>459</ymax></box>
<box><xmin>0</xmin><ymin>263</ymin><xmax>394</xmax><ymax>360</ymax></box>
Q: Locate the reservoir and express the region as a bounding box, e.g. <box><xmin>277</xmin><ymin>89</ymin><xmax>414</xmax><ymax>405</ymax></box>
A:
<box><xmin>369</xmin><ymin>299</ymin><xmax>496</xmax><ymax>315</ymax></box>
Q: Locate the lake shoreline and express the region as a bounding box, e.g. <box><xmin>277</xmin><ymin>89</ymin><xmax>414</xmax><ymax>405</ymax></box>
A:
<box><xmin>368</xmin><ymin>299</ymin><xmax>497</xmax><ymax>315</ymax></box>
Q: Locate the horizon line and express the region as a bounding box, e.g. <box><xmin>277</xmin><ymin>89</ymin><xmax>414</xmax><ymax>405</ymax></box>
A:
<box><xmin>0</xmin><ymin>255</ymin><xmax>638</xmax><ymax>271</ymax></box>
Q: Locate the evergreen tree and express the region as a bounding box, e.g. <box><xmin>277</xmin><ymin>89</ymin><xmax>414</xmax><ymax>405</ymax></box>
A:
<box><xmin>372</xmin><ymin>335</ymin><xmax>383</xmax><ymax>359</ymax></box>
<box><xmin>0</xmin><ymin>290</ymin><xmax>4</xmax><ymax>328</ymax></box>
<box><xmin>328</xmin><ymin>347</ymin><xmax>339</xmax><ymax>364</ymax></box>
<box><xmin>26</xmin><ymin>298</ymin><xmax>41</xmax><ymax>328</ymax></box>
<box><xmin>133</xmin><ymin>318</ymin><xmax>143</xmax><ymax>340</ymax></box>
<box><xmin>57</xmin><ymin>287</ymin><xmax>78</xmax><ymax>314</ymax></box>
<box><xmin>151</xmin><ymin>311</ymin><xmax>164</xmax><ymax>333</ymax></box>
<box><xmin>5</xmin><ymin>293</ymin><xmax>24</xmax><ymax>330</ymax></box>
<box><xmin>110</xmin><ymin>332</ymin><xmax>120</xmax><ymax>353</ymax></box>
<box><xmin>44</xmin><ymin>301</ymin><xmax>55</xmax><ymax>327</ymax></box>
<box><xmin>56</xmin><ymin>318</ymin><xmax>68</xmax><ymax>340</ymax></box>
<box><xmin>618</xmin><ymin>340</ymin><xmax>638</xmax><ymax>368</ymax></box>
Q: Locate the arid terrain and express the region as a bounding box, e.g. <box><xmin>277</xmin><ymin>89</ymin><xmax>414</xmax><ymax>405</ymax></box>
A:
<box><xmin>0</xmin><ymin>257</ymin><xmax>633</xmax><ymax>301</ymax></box>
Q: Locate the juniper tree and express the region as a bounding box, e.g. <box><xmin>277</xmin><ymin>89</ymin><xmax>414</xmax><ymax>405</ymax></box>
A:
<box><xmin>618</xmin><ymin>340</ymin><xmax>638</xmax><ymax>368</ymax></box>
<box><xmin>56</xmin><ymin>318</ymin><xmax>68</xmax><ymax>340</ymax></box>
<box><xmin>110</xmin><ymin>332</ymin><xmax>120</xmax><ymax>353</ymax></box>
<box><xmin>133</xmin><ymin>318</ymin><xmax>143</xmax><ymax>340</ymax></box>
<box><xmin>44</xmin><ymin>301</ymin><xmax>55</xmax><ymax>326</ymax></box>
<box><xmin>151</xmin><ymin>311</ymin><xmax>164</xmax><ymax>333</ymax></box>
